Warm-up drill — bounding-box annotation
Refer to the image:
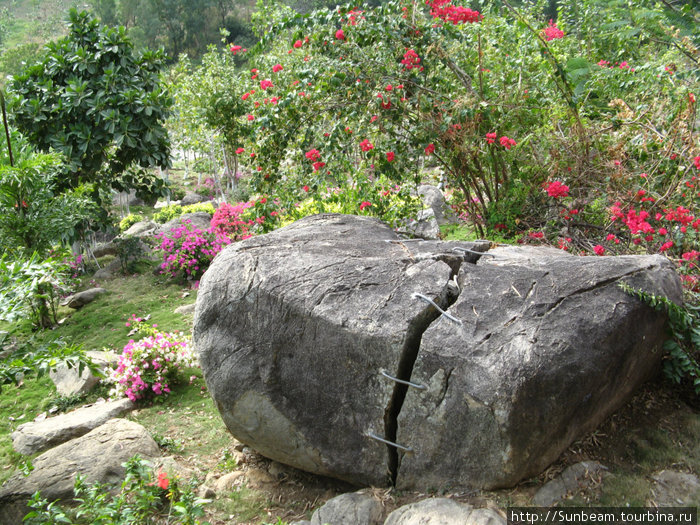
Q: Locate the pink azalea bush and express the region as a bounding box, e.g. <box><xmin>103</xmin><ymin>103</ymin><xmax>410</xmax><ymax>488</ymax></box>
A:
<box><xmin>109</xmin><ymin>322</ymin><xmax>196</xmax><ymax>402</ymax></box>
<box><xmin>154</xmin><ymin>220</ymin><xmax>232</xmax><ymax>281</ymax></box>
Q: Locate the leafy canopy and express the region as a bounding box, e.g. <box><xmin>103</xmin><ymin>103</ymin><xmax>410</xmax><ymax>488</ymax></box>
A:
<box><xmin>9</xmin><ymin>9</ymin><xmax>172</xmax><ymax>201</ymax></box>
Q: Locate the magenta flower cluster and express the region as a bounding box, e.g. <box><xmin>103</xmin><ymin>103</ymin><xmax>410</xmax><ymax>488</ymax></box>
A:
<box><xmin>154</xmin><ymin>220</ymin><xmax>232</xmax><ymax>280</ymax></box>
<box><xmin>109</xmin><ymin>330</ymin><xmax>196</xmax><ymax>402</ymax></box>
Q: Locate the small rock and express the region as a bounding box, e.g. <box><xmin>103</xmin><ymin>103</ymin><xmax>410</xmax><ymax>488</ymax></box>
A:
<box><xmin>651</xmin><ymin>470</ymin><xmax>700</xmax><ymax>506</ymax></box>
<box><xmin>290</xmin><ymin>521</ymin><xmax>312</xmax><ymax>525</ymax></box>
<box><xmin>533</xmin><ymin>461</ymin><xmax>607</xmax><ymax>507</ymax></box>
<box><xmin>384</xmin><ymin>499</ymin><xmax>475</xmax><ymax>525</ymax></box>
<box><xmin>123</xmin><ymin>220</ymin><xmax>158</xmax><ymax>237</ymax></box>
<box><xmin>268</xmin><ymin>461</ymin><xmax>291</xmax><ymax>480</ymax></box>
<box><xmin>94</xmin><ymin>259</ymin><xmax>121</xmax><ymax>280</ymax></box>
<box><xmin>310</xmin><ymin>491</ymin><xmax>383</xmax><ymax>525</ymax></box>
<box><xmin>11</xmin><ymin>398</ymin><xmax>133</xmax><ymax>455</ymax></box>
<box><xmin>62</xmin><ymin>288</ymin><xmax>107</xmax><ymax>309</ymax></box>
<box><xmin>155</xmin><ymin>199</ymin><xmax>182</xmax><ymax>209</ymax></box>
<box><xmin>246</xmin><ymin>467</ymin><xmax>275</xmax><ymax>489</ymax></box>
<box><xmin>197</xmin><ymin>485</ymin><xmax>216</xmax><ymax>499</ymax></box>
<box><xmin>93</xmin><ymin>242</ymin><xmax>118</xmax><ymax>258</ymax></box>
<box><xmin>174</xmin><ymin>303</ymin><xmax>196</xmax><ymax>315</ymax></box>
<box><xmin>49</xmin><ymin>350</ymin><xmax>118</xmax><ymax>397</ymax></box>
<box><xmin>214</xmin><ymin>471</ymin><xmax>244</xmax><ymax>493</ymax></box>
<box><xmin>181</xmin><ymin>192</ymin><xmax>211</xmax><ymax>206</ymax></box>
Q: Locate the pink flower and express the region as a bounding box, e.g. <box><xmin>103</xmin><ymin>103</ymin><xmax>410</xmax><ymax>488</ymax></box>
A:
<box><xmin>386</xmin><ymin>151</ymin><xmax>395</xmax><ymax>162</ymax></box>
<box><xmin>424</xmin><ymin>143</ymin><xmax>435</xmax><ymax>155</ymax></box>
<box><xmin>360</xmin><ymin>139</ymin><xmax>374</xmax><ymax>152</ymax></box>
<box><xmin>335</xmin><ymin>29</ymin><xmax>345</xmax><ymax>40</ymax></box>
<box><xmin>359</xmin><ymin>201</ymin><xmax>372</xmax><ymax>211</ymax></box>
<box><xmin>545</xmin><ymin>181</ymin><xmax>570</xmax><ymax>198</ymax></box>
<box><xmin>660</xmin><ymin>241</ymin><xmax>674</xmax><ymax>252</ymax></box>
<box><xmin>694</xmin><ymin>156</ymin><xmax>700</xmax><ymax>170</ymax></box>
<box><xmin>157</xmin><ymin>471</ymin><xmax>169</xmax><ymax>490</ymax></box>
<box><xmin>293</xmin><ymin>40</ymin><xmax>303</xmax><ymax>48</ymax></box>
<box><xmin>312</xmin><ymin>161</ymin><xmax>326</xmax><ymax>171</ymax></box>
<box><xmin>230</xmin><ymin>45</ymin><xmax>242</xmax><ymax>54</ymax></box>
<box><xmin>272</xmin><ymin>64</ymin><xmax>283</xmax><ymax>73</ymax></box>
<box><xmin>235</xmin><ymin>147</ymin><xmax>245</xmax><ymax>154</ymax></box>
<box><xmin>303</xmin><ymin>185</ymin><xmax>310</xmax><ymax>192</ymax></box>
<box><xmin>543</xmin><ymin>20</ymin><xmax>564</xmax><ymax>41</ymax></box>
<box><xmin>260</xmin><ymin>79</ymin><xmax>273</xmax><ymax>90</ymax></box>
<box><xmin>485</xmin><ymin>132</ymin><xmax>497</xmax><ymax>144</ymax></box>
<box><xmin>247</xmin><ymin>114</ymin><xmax>254</xmax><ymax>121</ymax></box>
<box><xmin>593</xmin><ymin>245</ymin><xmax>605</xmax><ymax>256</ymax></box>
<box><xmin>241</xmin><ymin>92</ymin><xmax>250</xmax><ymax>101</ymax></box>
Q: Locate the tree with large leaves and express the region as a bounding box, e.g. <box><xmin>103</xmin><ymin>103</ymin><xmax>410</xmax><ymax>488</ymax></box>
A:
<box><xmin>8</xmin><ymin>9</ymin><xmax>172</xmax><ymax>203</ymax></box>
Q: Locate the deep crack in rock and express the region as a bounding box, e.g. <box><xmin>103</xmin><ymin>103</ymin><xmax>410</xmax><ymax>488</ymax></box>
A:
<box><xmin>383</xmin><ymin>260</ymin><xmax>472</xmax><ymax>485</ymax></box>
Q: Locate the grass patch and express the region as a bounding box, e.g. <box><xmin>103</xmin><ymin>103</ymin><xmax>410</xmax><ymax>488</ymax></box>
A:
<box><xmin>127</xmin><ymin>369</ymin><xmax>231</xmax><ymax>460</ymax></box>
<box><xmin>210</xmin><ymin>485</ymin><xmax>270</xmax><ymax>523</ymax></box>
<box><xmin>7</xmin><ymin>272</ymin><xmax>196</xmax><ymax>352</ymax></box>
<box><xmin>0</xmin><ymin>375</ymin><xmax>56</xmax><ymax>486</ymax></box>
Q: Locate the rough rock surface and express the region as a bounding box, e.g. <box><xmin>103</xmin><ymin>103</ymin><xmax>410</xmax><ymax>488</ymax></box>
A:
<box><xmin>123</xmin><ymin>220</ymin><xmax>158</xmax><ymax>237</ymax></box>
<box><xmin>650</xmin><ymin>470</ymin><xmax>700</xmax><ymax>506</ymax></box>
<box><xmin>384</xmin><ymin>498</ymin><xmax>504</xmax><ymax>525</ymax></box>
<box><xmin>11</xmin><ymin>398</ymin><xmax>133</xmax><ymax>455</ymax></box>
<box><xmin>532</xmin><ymin>461</ymin><xmax>608</xmax><ymax>506</ymax></box>
<box><xmin>62</xmin><ymin>287</ymin><xmax>107</xmax><ymax>309</ymax></box>
<box><xmin>0</xmin><ymin>418</ymin><xmax>160</xmax><ymax>525</ymax></box>
<box><xmin>194</xmin><ymin>214</ymin><xmax>681</xmax><ymax>490</ymax></box>
<box><xmin>309</xmin><ymin>491</ymin><xmax>383</xmax><ymax>525</ymax></box>
<box><xmin>158</xmin><ymin>212</ymin><xmax>212</xmax><ymax>234</ymax></box>
<box><xmin>396</xmin><ymin>248</ymin><xmax>680</xmax><ymax>489</ymax></box>
<box><xmin>181</xmin><ymin>191</ymin><xmax>212</xmax><ymax>206</ymax></box>
<box><xmin>49</xmin><ymin>350</ymin><xmax>117</xmax><ymax>396</ymax></box>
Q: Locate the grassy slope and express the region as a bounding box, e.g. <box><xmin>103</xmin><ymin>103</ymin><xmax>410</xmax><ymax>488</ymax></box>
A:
<box><xmin>0</xmin><ymin>0</ymin><xmax>78</xmax><ymax>48</ymax></box>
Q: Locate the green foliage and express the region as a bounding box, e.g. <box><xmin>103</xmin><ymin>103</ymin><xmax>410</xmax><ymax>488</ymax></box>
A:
<box><xmin>119</xmin><ymin>214</ymin><xmax>145</xmax><ymax>232</ymax></box>
<box><xmin>114</xmin><ymin>236</ymin><xmax>146</xmax><ymax>274</ymax></box>
<box><xmin>153</xmin><ymin>202</ymin><xmax>216</xmax><ymax>223</ymax></box>
<box><xmin>0</xmin><ymin>335</ymin><xmax>99</xmax><ymax>393</ymax></box>
<box><xmin>8</xmin><ymin>9</ymin><xmax>172</xmax><ymax>202</ymax></box>
<box><xmin>619</xmin><ymin>282</ymin><xmax>700</xmax><ymax>397</ymax></box>
<box><xmin>0</xmin><ymin>134</ymin><xmax>99</xmax><ymax>256</ymax></box>
<box><xmin>0</xmin><ymin>252</ymin><xmax>75</xmax><ymax>329</ymax></box>
<box><xmin>23</xmin><ymin>455</ymin><xmax>209</xmax><ymax>525</ymax></box>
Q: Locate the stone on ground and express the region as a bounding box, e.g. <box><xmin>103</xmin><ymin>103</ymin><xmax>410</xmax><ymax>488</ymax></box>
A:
<box><xmin>651</xmin><ymin>470</ymin><xmax>700</xmax><ymax>506</ymax></box>
<box><xmin>62</xmin><ymin>287</ymin><xmax>107</xmax><ymax>309</ymax></box>
<box><xmin>49</xmin><ymin>350</ymin><xmax>117</xmax><ymax>396</ymax></box>
<box><xmin>383</xmin><ymin>498</ymin><xmax>476</xmax><ymax>525</ymax></box>
<box><xmin>310</xmin><ymin>491</ymin><xmax>383</xmax><ymax>525</ymax></box>
<box><xmin>0</xmin><ymin>418</ymin><xmax>160</xmax><ymax>525</ymax></box>
<box><xmin>11</xmin><ymin>397</ymin><xmax>133</xmax><ymax>455</ymax></box>
<box><xmin>532</xmin><ymin>461</ymin><xmax>608</xmax><ymax>506</ymax></box>
<box><xmin>194</xmin><ymin>213</ymin><xmax>680</xmax><ymax>490</ymax></box>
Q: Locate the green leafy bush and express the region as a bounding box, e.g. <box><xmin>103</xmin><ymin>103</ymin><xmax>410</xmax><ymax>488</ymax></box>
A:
<box><xmin>153</xmin><ymin>202</ymin><xmax>216</xmax><ymax>224</ymax></box>
<box><xmin>24</xmin><ymin>455</ymin><xmax>208</xmax><ymax>525</ymax></box>
<box><xmin>119</xmin><ymin>214</ymin><xmax>145</xmax><ymax>232</ymax></box>
<box><xmin>0</xmin><ymin>252</ymin><xmax>75</xmax><ymax>328</ymax></box>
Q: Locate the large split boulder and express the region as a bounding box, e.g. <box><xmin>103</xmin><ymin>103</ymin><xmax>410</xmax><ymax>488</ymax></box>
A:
<box><xmin>194</xmin><ymin>214</ymin><xmax>681</xmax><ymax>490</ymax></box>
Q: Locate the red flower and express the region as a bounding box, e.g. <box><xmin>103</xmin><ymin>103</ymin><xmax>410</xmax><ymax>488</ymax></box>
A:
<box><xmin>235</xmin><ymin>147</ymin><xmax>245</xmax><ymax>154</ymax></box>
<box><xmin>545</xmin><ymin>181</ymin><xmax>569</xmax><ymax>198</ymax></box>
<box><xmin>485</xmin><ymin>132</ymin><xmax>497</xmax><ymax>144</ymax></box>
<box><xmin>360</xmin><ymin>139</ymin><xmax>374</xmax><ymax>152</ymax></box>
<box><xmin>542</xmin><ymin>20</ymin><xmax>565</xmax><ymax>41</ymax></box>
<box><xmin>370</xmin><ymin>115</ymin><xmax>378</xmax><ymax>123</ymax></box>
<box><xmin>499</xmin><ymin>136</ymin><xmax>516</xmax><ymax>149</ymax></box>
<box><xmin>247</xmin><ymin>114</ymin><xmax>254</xmax><ymax>121</ymax></box>
<box><xmin>230</xmin><ymin>45</ymin><xmax>242</xmax><ymax>54</ymax></box>
<box><xmin>293</xmin><ymin>40</ymin><xmax>303</xmax><ymax>48</ymax></box>
<box><xmin>260</xmin><ymin>197</ymin><xmax>267</xmax><ymax>204</ymax></box>
<box><xmin>157</xmin><ymin>471</ymin><xmax>169</xmax><ymax>490</ymax></box>
<box><xmin>359</xmin><ymin>201</ymin><xmax>372</xmax><ymax>210</ymax></box>
<box><xmin>260</xmin><ymin>79</ymin><xmax>273</xmax><ymax>90</ymax></box>
<box><xmin>694</xmin><ymin>156</ymin><xmax>700</xmax><ymax>170</ymax></box>
<box><xmin>401</xmin><ymin>49</ymin><xmax>421</xmax><ymax>70</ymax></box>
<box><xmin>660</xmin><ymin>241</ymin><xmax>674</xmax><ymax>252</ymax></box>
<box><xmin>386</xmin><ymin>151</ymin><xmax>395</xmax><ymax>162</ymax></box>
<box><xmin>305</xmin><ymin>149</ymin><xmax>321</xmax><ymax>161</ymax></box>
<box><xmin>272</xmin><ymin>64</ymin><xmax>284</xmax><ymax>73</ymax></box>
<box><xmin>593</xmin><ymin>245</ymin><xmax>605</xmax><ymax>256</ymax></box>
<box><xmin>241</xmin><ymin>92</ymin><xmax>250</xmax><ymax>101</ymax></box>
<box><xmin>335</xmin><ymin>29</ymin><xmax>345</xmax><ymax>40</ymax></box>
<box><xmin>424</xmin><ymin>143</ymin><xmax>435</xmax><ymax>155</ymax></box>
<box><xmin>303</xmin><ymin>185</ymin><xmax>310</xmax><ymax>192</ymax></box>
<box><xmin>312</xmin><ymin>161</ymin><xmax>326</xmax><ymax>171</ymax></box>
<box><xmin>385</xmin><ymin>84</ymin><xmax>393</xmax><ymax>91</ymax></box>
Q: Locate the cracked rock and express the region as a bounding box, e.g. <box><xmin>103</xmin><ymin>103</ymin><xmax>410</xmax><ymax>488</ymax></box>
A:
<box><xmin>193</xmin><ymin>214</ymin><xmax>681</xmax><ymax>490</ymax></box>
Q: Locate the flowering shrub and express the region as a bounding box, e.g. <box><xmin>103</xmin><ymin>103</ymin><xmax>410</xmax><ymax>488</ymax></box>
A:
<box><xmin>109</xmin><ymin>319</ymin><xmax>196</xmax><ymax>402</ymax></box>
<box><xmin>24</xmin><ymin>455</ymin><xmax>208</xmax><ymax>524</ymax></box>
<box><xmin>154</xmin><ymin>221</ymin><xmax>231</xmax><ymax>281</ymax></box>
